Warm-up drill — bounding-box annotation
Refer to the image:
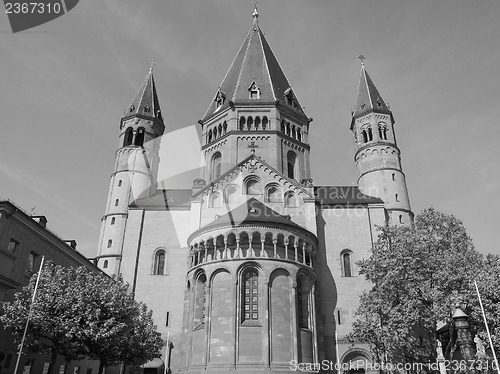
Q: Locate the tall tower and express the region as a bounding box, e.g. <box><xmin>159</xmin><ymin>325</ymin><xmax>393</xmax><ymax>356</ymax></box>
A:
<box><xmin>96</xmin><ymin>68</ymin><xmax>165</xmax><ymax>276</ymax></box>
<box><xmin>350</xmin><ymin>62</ymin><xmax>413</xmax><ymax>225</ymax></box>
<box><xmin>199</xmin><ymin>8</ymin><xmax>312</xmax><ymax>185</ymax></box>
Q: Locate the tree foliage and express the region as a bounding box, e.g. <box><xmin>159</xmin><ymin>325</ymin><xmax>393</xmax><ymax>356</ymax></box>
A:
<box><xmin>0</xmin><ymin>262</ymin><xmax>164</xmax><ymax>374</ymax></box>
<box><xmin>346</xmin><ymin>208</ymin><xmax>499</xmax><ymax>365</ymax></box>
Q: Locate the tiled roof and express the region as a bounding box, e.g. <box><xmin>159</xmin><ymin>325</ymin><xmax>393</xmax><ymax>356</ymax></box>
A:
<box><xmin>130</xmin><ymin>189</ymin><xmax>192</xmax><ymax>210</ymax></box>
<box><xmin>352</xmin><ymin>65</ymin><xmax>392</xmax><ymax>121</ymax></box>
<box><xmin>203</xmin><ymin>198</ymin><xmax>301</xmax><ymax>230</ymax></box>
<box><xmin>314</xmin><ymin>186</ymin><xmax>383</xmax><ymax>205</ymax></box>
<box><xmin>122</xmin><ymin>68</ymin><xmax>163</xmax><ymax>122</ymax></box>
<box><xmin>201</xmin><ymin>11</ymin><xmax>306</xmax><ymax>122</ymax></box>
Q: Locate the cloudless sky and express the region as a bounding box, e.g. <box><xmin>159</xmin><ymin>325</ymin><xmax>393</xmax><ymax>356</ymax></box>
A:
<box><xmin>0</xmin><ymin>0</ymin><xmax>499</xmax><ymax>258</ymax></box>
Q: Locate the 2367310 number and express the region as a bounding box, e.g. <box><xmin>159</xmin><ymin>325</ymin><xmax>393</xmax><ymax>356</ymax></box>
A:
<box><xmin>5</xmin><ymin>2</ymin><xmax>62</xmax><ymax>14</ymax></box>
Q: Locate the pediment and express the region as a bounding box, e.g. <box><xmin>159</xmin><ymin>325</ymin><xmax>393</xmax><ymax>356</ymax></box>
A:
<box><xmin>192</xmin><ymin>155</ymin><xmax>314</xmax><ymax>201</ymax></box>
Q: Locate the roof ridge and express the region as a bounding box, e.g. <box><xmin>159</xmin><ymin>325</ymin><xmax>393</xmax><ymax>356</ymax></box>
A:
<box><xmin>232</xmin><ymin>27</ymin><xmax>254</xmax><ymax>102</ymax></box>
<box><xmin>258</xmin><ymin>27</ymin><xmax>276</xmax><ymax>101</ymax></box>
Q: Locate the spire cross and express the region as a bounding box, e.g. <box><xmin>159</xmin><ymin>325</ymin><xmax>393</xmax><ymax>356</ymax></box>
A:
<box><xmin>252</xmin><ymin>0</ymin><xmax>259</xmax><ymax>25</ymax></box>
<box><xmin>357</xmin><ymin>55</ymin><xmax>366</xmax><ymax>67</ymax></box>
<box><xmin>149</xmin><ymin>60</ymin><xmax>156</xmax><ymax>72</ymax></box>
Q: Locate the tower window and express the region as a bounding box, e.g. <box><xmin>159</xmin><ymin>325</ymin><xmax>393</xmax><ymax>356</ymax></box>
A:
<box><xmin>287</xmin><ymin>151</ymin><xmax>296</xmax><ymax>180</ymax></box>
<box><xmin>165</xmin><ymin>311</ymin><xmax>170</xmax><ymax>327</ymax></box>
<box><xmin>341</xmin><ymin>250</ymin><xmax>353</xmax><ymax>277</ymax></box>
<box><xmin>211</xmin><ymin>152</ymin><xmax>222</xmax><ymax>180</ymax></box>
<box><xmin>254</xmin><ymin>116</ymin><xmax>260</xmax><ymax>130</ymax></box>
<box><xmin>262</xmin><ymin>116</ymin><xmax>268</xmax><ymax>130</ymax></box>
<box><xmin>223</xmin><ymin>121</ymin><xmax>227</xmax><ymax>134</ymax></box>
<box><xmin>247</xmin><ymin>116</ymin><xmax>253</xmax><ymax>130</ymax></box>
<box><xmin>103</xmin><ymin>260</ymin><xmax>108</xmax><ymax>269</ymax></box>
<box><xmin>154</xmin><ymin>250</ymin><xmax>166</xmax><ymax>275</ymax></box>
<box><xmin>297</xmin><ymin>129</ymin><xmax>302</xmax><ymax>142</ymax></box>
<box><xmin>214</xmin><ymin>89</ymin><xmax>225</xmax><ymax>110</ymax></box>
<box><xmin>118</xmin><ymin>180</ymin><xmax>122</xmax><ymax>187</ymax></box>
<box><xmin>399</xmin><ymin>215</ymin><xmax>403</xmax><ymax>224</ymax></box>
<box><xmin>337</xmin><ymin>310</ymin><xmax>341</xmax><ymax>325</ymax></box>
<box><xmin>379</xmin><ymin>124</ymin><xmax>388</xmax><ymax>140</ymax></box>
<box><xmin>135</xmin><ymin>128</ymin><xmax>145</xmax><ymax>147</ymax></box>
<box><xmin>110</xmin><ymin>217</ymin><xmax>115</xmax><ymax>225</ymax></box>
<box><xmin>208</xmin><ymin>129</ymin><xmax>213</xmax><ymax>143</ymax></box>
<box><xmin>239</xmin><ymin>116</ymin><xmax>246</xmax><ymax>131</ymax></box>
<box><xmin>123</xmin><ymin>127</ymin><xmax>134</xmax><ymax>147</ymax></box>
<box><xmin>392</xmin><ymin>173</ymin><xmax>396</xmax><ymax>181</ymax></box>
<box><xmin>115</xmin><ymin>199</ymin><xmax>119</xmax><ymax>206</ymax></box>
<box><xmin>242</xmin><ymin>269</ymin><xmax>259</xmax><ymax>321</ymax></box>
<box><xmin>107</xmin><ymin>239</ymin><xmax>112</xmax><ymax>248</ymax></box>
<box><xmin>249</xmin><ymin>81</ymin><xmax>261</xmax><ymax>99</ymax></box>
<box><xmin>361</xmin><ymin>126</ymin><xmax>373</xmax><ymax>143</ymax></box>
<box><xmin>395</xmin><ymin>194</ymin><xmax>399</xmax><ymax>202</ymax></box>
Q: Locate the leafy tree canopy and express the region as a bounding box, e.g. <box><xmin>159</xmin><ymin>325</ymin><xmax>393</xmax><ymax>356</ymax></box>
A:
<box><xmin>346</xmin><ymin>208</ymin><xmax>499</xmax><ymax>365</ymax></box>
<box><xmin>0</xmin><ymin>262</ymin><xmax>164</xmax><ymax>374</ymax></box>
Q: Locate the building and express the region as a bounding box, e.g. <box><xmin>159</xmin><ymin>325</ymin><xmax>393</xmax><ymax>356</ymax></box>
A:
<box><xmin>96</xmin><ymin>8</ymin><xmax>413</xmax><ymax>374</ymax></box>
<box><xmin>0</xmin><ymin>200</ymin><xmax>105</xmax><ymax>374</ymax></box>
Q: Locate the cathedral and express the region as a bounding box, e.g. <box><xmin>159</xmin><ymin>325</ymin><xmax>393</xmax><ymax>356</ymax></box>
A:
<box><xmin>96</xmin><ymin>8</ymin><xmax>412</xmax><ymax>374</ymax></box>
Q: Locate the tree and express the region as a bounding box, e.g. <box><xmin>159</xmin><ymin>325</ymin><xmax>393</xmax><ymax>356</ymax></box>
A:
<box><xmin>0</xmin><ymin>262</ymin><xmax>163</xmax><ymax>374</ymax></box>
<box><xmin>346</xmin><ymin>208</ymin><xmax>492</xmax><ymax>366</ymax></box>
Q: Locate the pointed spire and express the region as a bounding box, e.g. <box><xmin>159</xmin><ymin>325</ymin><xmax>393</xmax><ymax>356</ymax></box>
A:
<box><xmin>201</xmin><ymin>9</ymin><xmax>307</xmax><ymax>122</ymax></box>
<box><xmin>123</xmin><ymin>66</ymin><xmax>163</xmax><ymax>123</ymax></box>
<box><xmin>352</xmin><ymin>60</ymin><xmax>391</xmax><ymax>121</ymax></box>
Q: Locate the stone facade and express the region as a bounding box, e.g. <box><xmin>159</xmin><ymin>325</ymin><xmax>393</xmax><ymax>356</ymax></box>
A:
<box><xmin>96</xmin><ymin>10</ymin><xmax>413</xmax><ymax>374</ymax></box>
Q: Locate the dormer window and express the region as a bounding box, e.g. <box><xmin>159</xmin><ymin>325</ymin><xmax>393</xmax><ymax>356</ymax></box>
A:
<box><xmin>285</xmin><ymin>88</ymin><xmax>296</xmax><ymax>108</ymax></box>
<box><xmin>214</xmin><ymin>89</ymin><xmax>226</xmax><ymax>111</ymax></box>
<box><xmin>248</xmin><ymin>81</ymin><xmax>261</xmax><ymax>99</ymax></box>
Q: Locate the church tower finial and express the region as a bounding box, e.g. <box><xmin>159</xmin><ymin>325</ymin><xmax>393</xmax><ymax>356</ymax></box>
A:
<box><xmin>252</xmin><ymin>2</ymin><xmax>259</xmax><ymax>25</ymax></box>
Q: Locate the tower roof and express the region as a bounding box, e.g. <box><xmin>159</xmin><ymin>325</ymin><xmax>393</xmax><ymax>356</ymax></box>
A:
<box><xmin>201</xmin><ymin>8</ymin><xmax>306</xmax><ymax>122</ymax></box>
<box><xmin>123</xmin><ymin>67</ymin><xmax>163</xmax><ymax>122</ymax></box>
<box><xmin>352</xmin><ymin>65</ymin><xmax>392</xmax><ymax>120</ymax></box>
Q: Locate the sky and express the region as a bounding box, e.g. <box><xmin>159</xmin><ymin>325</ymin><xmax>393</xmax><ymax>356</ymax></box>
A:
<box><xmin>0</xmin><ymin>0</ymin><xmax>499</xmax><ymax>259</ymax></box>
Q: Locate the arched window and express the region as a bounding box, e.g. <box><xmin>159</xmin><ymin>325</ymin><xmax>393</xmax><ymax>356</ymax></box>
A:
<box><xmin>123</xmin><ymin>127</ymin><xmax>134</xmax><ymax>147</ymax></box>
<box><xmin>135</xmin><ymin>128</ymin><xmax>145</xmax><ymax>146</ymax></box>
<box><xmin>110</xmin><ymin>217</ymin><xmax>115</xmax><ymax>225</ymax></box>
<box><xmin>399</xmin><ymin>215</ymin><xmax>403</xmax><ymax>224</ymax></box>
<box><xmin>208</xmin><ymin>129</ymin><xmax>213</xmax><ymax>143</ymax></box>
<box><xmin>240</xmin><ymin>116</ymin><xmax>246</xmax><ymax>131</ymax></box>
<box><xmin>154</xmin><ymin>250</ymin><xmax>166</xmax><ymax>275</ymax></box>
<box><xmin>297</xmin><ymin>276</ymin><xmax>311</xmax><ymax>329</ymax></box>
<box><xmin>287</xmin><ymin>152</ymin><xmax>296</xmax><ymax>180</ymax></box>
<box><xmin>245</xmin><ymin>177</ymin><xmax>260</xmax><ymax>195</ymax></box>
<box><xmin>285</xmin><ymin>191</ymin><xmax>298</xmax><ymax>207</ymax></box>
<box><xmin>218</xmin><ymin>124</ymin><xmax>223</xmax><ymax>137</ymax></box>
<box><xmin>341</xmin><ymin>250</ymin><xmax>353</xmax><ymax>277</ymax></box>
<box><xmin>107</xmin><ymin>239</ymin><xmax>112</xmax><ymax>248</ymax></box>
<box><xmin>266</xmin><ymin>185</ymin><xmax>282</xmax><ymax>203</ymax></box>
<box><xmin>362</xmin><ymin>129</ymin><xmax>368</xmax><ymax>143</ymax></box>
<box><xmin>367</xmin><ymin>127</ymin><xmax>373</xmax><ymax>141</ymax></box>
<box><xmin>118</xmin><ymin>180</ymin><xmax>122</xmax><ymax>187</ymax></box>
<box><xmin>115</xmin><ymin>199</ymin><xmax>119</xmax><ymax>206</ymax></box>
<box><xmin>247</xmin><ymin>116</ymin><xmax>253</xmax><ymax>130</ymax></box>
<box><xmin>213</xmin><ymin>126</ymin><xmax>218</xmax><ymax>139</ymax></box>
<box><xmin>292</xmin><ymin>126</ymin><xmax>296</xmax><ymax>139</ymax></box>
<box><xmin>262</xmin><ymin>116</ymin><xmax>268</xmax><ymax>130</ymax></box>
<box><xmin>379</xmin><ymin>124</ymin><xmax>388</xmax><ymax>140</ymax></box>
<box><xmin>211</xmin><ymin>152</ymin><xmax>222</xmax><ymax>180</ymax></box>
<box><xmin>297</xmin><ymin>129</ymin><xmax>302</xmax><ymax>142</ymax></box>
<box><xmin>225</xmin><ymin>185</ymin><xmax>239</xmax><ymax>203</ymax></box>
<box><xmin>242</xmin><ymin>269</ymin><xmax>259</xmax><ymax>321</ymax></box>
<box><xmin>209</xmin><ymin>192</ymin><xmax>222</xmax><ymax>208</ymax></box>
<box><xmin>281</xmin><ymin>120</ymin><xmax>286</xmax><ymax>133</ymax></box>
<box><xmin>286</xmin><ymin>123</ymin><xmax>291</xmax><ymax>136</ymax></box>
<box><xmin>194</xmin><ymin>273</ymin><xmax>207</xmax><ymax>327</ymax></box>
<box><xmin>103</xmin><ymin>260</ymin><xmax>108</xmax><ymax>269</ymax></box>
<box><xmin>223</xmin><ymin>121</ymin><xmax>227</xmax><ymax>134</ymax></box>
<box><xmin>254</xmin><ymin>116</ymin><xmax>261</xmax><ymax>130</ymax></box>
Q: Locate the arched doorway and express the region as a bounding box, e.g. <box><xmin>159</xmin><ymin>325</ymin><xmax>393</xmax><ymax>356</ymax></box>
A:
<box><xmin>340</xmin><ymin>348</ymin><xmax>372</xmax><ymax>374</ymax></box>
